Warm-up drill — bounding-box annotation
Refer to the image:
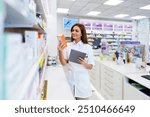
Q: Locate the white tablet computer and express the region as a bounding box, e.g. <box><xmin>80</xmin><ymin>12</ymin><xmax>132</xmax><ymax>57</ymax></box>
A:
<box><xmin>69</xmin><ymin>49</ymin><xmax>86</xmax><ymax>64</ymax></box>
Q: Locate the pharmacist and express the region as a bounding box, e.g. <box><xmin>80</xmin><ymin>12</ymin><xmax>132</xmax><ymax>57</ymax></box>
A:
<box><xmin>58</xmin><ymin>23</ymin><xmax>95</xmax><ymax>100</ymax></box>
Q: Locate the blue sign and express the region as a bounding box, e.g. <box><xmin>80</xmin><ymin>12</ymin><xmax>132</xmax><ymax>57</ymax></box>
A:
<box><xmin>63</xmin><ymin>18</ymin><xmax>78</xmax><ymax>29</ymax></box>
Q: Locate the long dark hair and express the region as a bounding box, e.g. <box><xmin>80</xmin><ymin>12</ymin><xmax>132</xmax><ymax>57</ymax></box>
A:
<box><xmin>70</xmin><ymin>23</ymin><xmax>88</xmax><ymax>44</ymax></box>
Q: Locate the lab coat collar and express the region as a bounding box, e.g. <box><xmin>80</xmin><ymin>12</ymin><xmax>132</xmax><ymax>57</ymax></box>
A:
<box><xmin>73</xmin><ymin>40</ymin><xmax>83</xmax><ymax>46</ymax></box>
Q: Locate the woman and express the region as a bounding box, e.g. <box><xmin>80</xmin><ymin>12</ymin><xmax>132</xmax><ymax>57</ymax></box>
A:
<box><xmin>58</xmin><ymin>23</ymin><xmax>94</xmax><ymax>100</ymax></box>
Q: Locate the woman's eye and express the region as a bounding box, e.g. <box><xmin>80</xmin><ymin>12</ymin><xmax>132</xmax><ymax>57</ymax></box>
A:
<box><xmin>72</xmin><ymin>29</ymin><xmax>79</xmax><ymax>33</ymax></box>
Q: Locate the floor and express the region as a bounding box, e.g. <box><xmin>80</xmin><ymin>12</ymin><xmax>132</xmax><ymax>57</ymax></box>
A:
<box><xmin>46</xmin><ymin>65</ymin><xmax>104</xmax><ymax>100</ymax></box>
<box><xmin>89</xmin><ymin>85</ymin><xmax>104</xmax><ymax>100</ymax></box>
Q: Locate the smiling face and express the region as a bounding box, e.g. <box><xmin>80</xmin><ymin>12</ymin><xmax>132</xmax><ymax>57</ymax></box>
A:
<box><xmin>71</xmin><ymin>23</ymin><xmax>88</xmax><ymax>44</ymax></box>
<box><xmin>71</xmin><ymin>26</ymin><xmax>82</xmax><ymax>43</ymax></box>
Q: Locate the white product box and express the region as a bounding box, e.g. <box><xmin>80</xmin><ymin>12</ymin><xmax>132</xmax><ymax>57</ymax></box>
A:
<box><xmin>3</xmin><ymin>33</ymin><xmax>24</xmax><ymax>99</ymax></box>
<box><xmin>0</xmin><ymin>1</ymin><xmax>5</xmax><ymax>99</ymax></box>
<box><xmin>38</xmin><ymin>39</ymin><xmax>46</xmax><ymax>57</ymax></box>
<box><xmin>28</xmin><ymin>0</ymin><xmax>36</xmax><ymax>16</ymax></box>
<box><xmin>25</xmin><ymin>71</ymin><xmax>39</xmax><ymax>100</ymax></box>
<box><xmin>25</xmin><ymin>31</ymin><xmax>38</xmax><ymax>59</ymax></box>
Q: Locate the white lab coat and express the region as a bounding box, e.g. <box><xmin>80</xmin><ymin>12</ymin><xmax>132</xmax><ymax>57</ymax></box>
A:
<box><xmin>63</xmin><ymin>41</ymin><xmax>95</xmax><ymax>98</ymax></box>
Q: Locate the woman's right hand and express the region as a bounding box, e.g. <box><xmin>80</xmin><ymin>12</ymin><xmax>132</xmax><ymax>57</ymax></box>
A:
<box><xmin>57</xmin><ymin>42</ymin><xmax>66</xmax><ymax>52</ymax></box>
<box><xmin>57</xmin><ymin>42</ymin><xmax>68</xmax><ymax>65</ymax></box>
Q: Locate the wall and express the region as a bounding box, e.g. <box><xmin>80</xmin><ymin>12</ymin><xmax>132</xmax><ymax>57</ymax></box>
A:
<box><xmin>136</xmin><ymin>18</ymin><xmax>150</xmax><ymax>62</ymax></box>
<box><xmin>137</xmin><ymin>19</ymin><xmax>150</xmax><ymax>44</ymax></box>
<box><xmin>47</xmin><ymin>0</ymin><xmax>58</xmax><ymax>57</ymax></box>
<box><xmin>57</xmin><ymin>14</ymin><xmax>132</xmax><ymax>37</ymax></box>
<box><xmin>57</xmin><ymin>14</ymin><xmax>73</xmax><ymax>37</ymax></box>
<box><xmin>57</xmin><ymin>14</ymin><xmax>150</xmax><ymax>62</ymax></box>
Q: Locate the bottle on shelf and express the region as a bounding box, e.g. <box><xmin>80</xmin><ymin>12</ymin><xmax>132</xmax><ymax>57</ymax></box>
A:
<box><xmin>112</xmin><ymin>53</ymin><xmax>116</xmax><ymax>61</ymax></box>
<box><xmin>115</xmin><ymin>51</ymin><xmax>119</xmax><ymax>64</ymax></box>
<box><xmin>101</xmin><ymin>39</ymin><xmax>108</xmax><ymax>55</ymax></box>
<box><xmin>122</xmin><ymin>51</ymin><xmax>126</xmax><ymax>64</ymax></box>
<box><xmin>126</xmin><ymin>52</ymin><xmax>130</xmax><ymax>63</ymax></box>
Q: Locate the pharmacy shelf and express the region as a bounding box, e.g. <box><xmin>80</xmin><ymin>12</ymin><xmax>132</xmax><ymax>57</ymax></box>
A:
<box><xmin>2</xmin><ymin>0</ymin><xmax>48</xmax><ymax>100</ymax></box>
<box><xmin>35</xmin><ymin>0</ymin><xmax>47</xmax><ymax>21</ymax></box>
<box><xmin>4</xmin><ymin>0</ymin><xmax>36</xmax><ymax>26</ymax></box>
<box><xmin>33</xmin><ymin>23</ymin><xmax>46</xmax><ymax>33</ymax></box>
<box><xmin>38</xmin><ymin>51</ymin><xmax>48</xmax><ymax>99</ymax></box>
<box><xmin>16</xmin><ymin>46</ymin><xmax>48</xmax><ymax>99</ymax></box>
<box><xmin>4</xmin><ymin>0</ymin><xmax>46</xmax><ymax>33</ymax></box>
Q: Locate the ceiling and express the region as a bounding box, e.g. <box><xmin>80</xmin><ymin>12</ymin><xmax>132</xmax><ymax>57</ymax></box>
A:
<box><xmin>57</xmin><ymin>0</ymin><xmax>150</xmax><ymax>21</ymax></box>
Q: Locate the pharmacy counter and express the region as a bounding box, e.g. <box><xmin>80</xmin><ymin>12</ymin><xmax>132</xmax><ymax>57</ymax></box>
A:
<box><xmin>45</xmin><ymin>65</ymin><xmax>75</xmax><ymax>100</ymax></box>
<box><xmin>124</xmin><ymin>73</ymin><xmax>150</xmax><ymax>100</ymax></box>
<box><xmin>125</xmin><ymin>73</ymin><xmax>150</xmax><ymax>89</ymax></box>
<box><xmin>89</xmin><ymin>57</ymin><xmax>150</xmax><ymax>100</ymax></box>
<box><xmin>95</xmin><ymin>57</ymin><xmax>150</xmax><ymax>75</ymax></box>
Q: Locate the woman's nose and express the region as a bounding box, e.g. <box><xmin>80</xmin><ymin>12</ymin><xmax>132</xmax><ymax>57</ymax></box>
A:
<box><xmin>72</xmin><ymin>31</ymin><xmax>76</xmax><ymax>34</ymax></box>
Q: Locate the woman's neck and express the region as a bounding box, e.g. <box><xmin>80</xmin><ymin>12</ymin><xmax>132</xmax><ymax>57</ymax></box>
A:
<box><xmin>75</xmin><ymin>39</ymin><xmax>81</xmax><ymax>43</ymax></box>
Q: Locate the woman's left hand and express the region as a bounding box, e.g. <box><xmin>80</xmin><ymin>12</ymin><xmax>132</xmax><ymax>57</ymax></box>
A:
<box><xmin>78</xmin><ymin>57</ymin><xmax>93</xmax><ymax>69</ymax></box>
<box><xmin>78</xmin><ymin>57</ymin><xmax>87</xmax><ymax>66</ymax></box>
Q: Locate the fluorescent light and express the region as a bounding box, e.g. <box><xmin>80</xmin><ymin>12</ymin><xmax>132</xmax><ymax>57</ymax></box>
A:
<box><xmin>114</xmin><ymin>14</ymin><xmax>129</xmax><ymax>18</ymax></box>
<box><xmin>140</xmin><ymin>5</ymin><xmax>150</xmax><ymax>10</ymax></box>
<box><xmin>87</xmin><ymin>11</ymin><xmax>101</xmax><ymax>16</ymax></box>
<box><xmin>104</xmin><ymin>0</ymin><xmax>124</xmax><ymax>6</ymax></box>
<box><xmin>57</xmin><ymin>8</ymin><xmax>69</xmax><ymax>14</ymax></box>
<box><xmin>131</xmin><ymin>15</ymin><xmax>147</xmax><ymax>20</ymax></box>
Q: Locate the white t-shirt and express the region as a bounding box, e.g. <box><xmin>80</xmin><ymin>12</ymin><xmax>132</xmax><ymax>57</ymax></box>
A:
<box><xmin>63</xmin><ymin>40</ymin><xmax>95</xmax><ymax>98</ymax></box>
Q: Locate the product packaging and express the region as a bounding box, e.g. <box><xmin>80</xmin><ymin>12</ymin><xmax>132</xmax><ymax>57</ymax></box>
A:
<box><xmin>0</xmin><ymin>0</ymin><xmax>6</xmax><ymax>99</ymax></box>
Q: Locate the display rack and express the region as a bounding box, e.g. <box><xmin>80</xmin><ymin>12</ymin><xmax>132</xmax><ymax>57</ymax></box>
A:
<box><xmin>35</xmin><ymin>0</ymin><xmax>47</xmax><ymax>21</ymax></box>
<box><xmin>17</xmin><ymin>46</ymin><xmax>48</xmax><ymax>99</ymax></box>
<box><xmin>4</xmin><ymin>0</ymin><xmax>46</xmax><ymax>33</ymax></box>
<box><xmin>38</xmin><ymin>49</ymin><xmax>48</xmax><ymax>99</ymax></box>
<box><xmin>2</xmin><ymin>0</ymin><xmax>48</xmax><ymax>99</ymax></box>
<box><xmin>81</xmin><ymin>19</ymin><xmax>132</xmax><ymax>50</ymax></box>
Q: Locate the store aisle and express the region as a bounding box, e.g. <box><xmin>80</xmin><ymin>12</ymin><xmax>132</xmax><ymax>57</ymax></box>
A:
<box><xmin>45</xmin><ymin>64</ymin><xmax>104</xmax><ymax>100</ymax></box>
<box><xmin>45</xmin><ymin>65</ymin><xmax>75</xmax><ymax>100</ymax></box>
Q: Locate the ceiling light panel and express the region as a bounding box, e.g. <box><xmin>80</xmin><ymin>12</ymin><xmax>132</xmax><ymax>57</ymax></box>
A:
<box><xmin>57</xmin><ymin>8</ymin><xmax>69</xmax><ymax>14</ymax></box>
<box><xmin>104</xmin><ymin>0</ymin><xmax>124</xmax><ymax>6</ymax></box>
<box><xmin>140</xmin><ymin>5</ymin><xmax>150</xmax><ymax>10</ymax></box>
<box><xmin>86</xmin><ymin>11</ymin><xmax>101</xmax><ymax>16</ymax></box>
<box><xmin>131</xmin><ymin>15</ymin><xmax>147</xmax><ymax>20</ymax></box>
<box><xmin>114</xmin><ymin>14</ymin><xmax>129</xmax><ymax>18</ymax></box>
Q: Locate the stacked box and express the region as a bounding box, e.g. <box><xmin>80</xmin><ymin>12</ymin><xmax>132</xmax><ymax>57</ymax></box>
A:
<box><xmin>4</xmin><ymin>33</ymin><xmax>24</xmax><ymax>99</ymax></box>
<box><xmin>0</xmin><ymin>0</ymin><xmax>5</xmax><ymax>99</ymax></box>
